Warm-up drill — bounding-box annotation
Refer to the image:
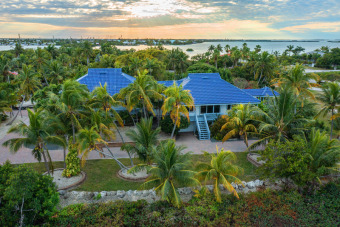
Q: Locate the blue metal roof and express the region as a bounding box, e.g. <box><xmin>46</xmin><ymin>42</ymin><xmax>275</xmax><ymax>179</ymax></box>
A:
<box><xmin>159</xmin><ymin>73</ymin><xmax>260</xmax><ymax>105</ymax></box>
<box><xmin>78</xmin><ymin>69</ymin><xmax>260</xmax><ymax>105</ymax></box>
<box><xmin>243</xmin><ymin>87</ymin><xmax>279</xmax><ymax>97</ymax></box>
<box><xmin>77</xmin><ymin>68</ymin><xmax>135</xmax><ymax>96</ymax></box>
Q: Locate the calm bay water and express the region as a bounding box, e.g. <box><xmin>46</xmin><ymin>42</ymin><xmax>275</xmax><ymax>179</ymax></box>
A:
<box><xmin>1</xmin><ymin>41</ymin><xmax>339</xmax><ymax>58</ymax></box>
<box><xmin>116</xmin><ymin>41</ymin><xmax>340</xmax><ymax>57</ymax></box>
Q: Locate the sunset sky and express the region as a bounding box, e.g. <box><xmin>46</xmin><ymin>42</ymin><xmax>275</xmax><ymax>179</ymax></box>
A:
<box><xmin>0</xmin><ymin>0</ymin><xmax>339</xmax><ymax>39</ymax></box>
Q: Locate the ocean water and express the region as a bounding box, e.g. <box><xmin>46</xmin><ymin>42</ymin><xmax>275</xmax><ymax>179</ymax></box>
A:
<box><xmin>1</xmin><ymin>41</ymin><xmax>339</xmax><ymax>58</ymax></box>
<box><xmin>115</xmin><ymin>41</ymin><xmax>340</xmax><ymax>57</ymax></box>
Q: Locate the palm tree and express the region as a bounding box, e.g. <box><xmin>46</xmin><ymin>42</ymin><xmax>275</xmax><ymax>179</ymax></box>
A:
<box><xmin>224</xmin><ymin>44</ymin><xmax>231</xmax><ymax>54</ymax></box>
<box><xmin>302</xmin><ymin>128</ymin><xmax>340</xmax><ymax>179</ymax></box>
<box><xmin>14</xmin><ymin>42</ymin><xmax>24</xmax><ymax>57</ymax></box>
<box><xmin>82</xmin><ymin>41</ymin><xmax>93</xmax><ymax>65</ymax></box>
<box><xmin>162</xmin><ymin>82</ymin><xmax>194</xmax><ymax>138</ymax></box>
<box><xmin>254</xmin><ymin>45</ymin><xmax>261</xmax><ymax>53</ymax></box>
<box><xmin>118</xmin><ymin>70</ymin><xmax>161</xmax><ymax>118</ymax></box>
<box><xmin>286</xmin><ymin>45</ymin><xmax>294</xmax><ymax>56</ymax></box>
<box><xmin>121</xmin><ymin>118</ymin><xmax>160</xmax><ymax>164</ymax></box>
<box><xmin>316</xmin><ymin>82</ymin><xmax>340</xmax><ymax>138</ymax></box>
<box><xmin>208</xmin><ymin>45</ymin><xmax>215</xmax><ymax>55</ymax></box>
<box><xmin>129</xmin><ymin>140</ymin><xmax>199</xmax><ymax>207</ymax></box>
<box><xmin>273</xmin><ymin>64</ymin><xmax>319</xmax><ymax>106</ymax></box>
<box><xmin>7</xmin><ymin>64</ymin><xmax>41</xmax><ymax>125</ymax></box>
<box><xmin>129</xmin><ymin>57</ymin><xmax>143</xmax><ymax>76</ymax></box>
<box><xmin>221</xmin><ymin>104</ymin><xmax>257</xmax><ymax>147</ymax></box>
<box><xmin>249</xmin><ymin>88</ymin><xmax>308</xmax><ymax>150</ymax></box>
<box><xmin>48</xmin><ymin>80</ymin><xmax>89</xmax><ymax>143</ymax></box>
<box><xmin>254</xmin><ymin>51</ymin><xmax>275</xmax><ymax>85</ymax></box>
<box><xmin>77</xmin><ymin>127</ymin><xmax>127</xmax><ymax>169</ymax></box>
<box><xmin>46</xmin><ymin>44</ymin><xmax>58</xmax><ymax>60</ymax></box>
<box><xmin>196</xmin><ymin>146</ymin><xmax>244</xmax><ymax>202</ymax></box>
<box><xmin>145</xmin><ymin>58</ymin><xmax>156</xmax><ymax>75</ymax></box>
<box><xmin>230</xmin><ymin>47</ymin><xmax>241</xmax><ymax>68</ymax></box>
<box><xmin>90</xmin><ymin>83</ymin><xmax>134</xmax><ymax>165</ymax></box>
<box><xmin>212</xmin><ymin>49</ymin><xmax>220</xmax><ymax>68</ymax></box>
<box><xmin>3</xmin><ymin>109</ymin><xmax>65</xmax><ymax>174</ymax></box>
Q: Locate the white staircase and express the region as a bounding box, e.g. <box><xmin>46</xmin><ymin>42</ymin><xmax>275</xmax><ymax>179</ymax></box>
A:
<box><xmin>195</xmin><ymin>115</ymin><xmax>210</xmax><ymax>140</ymax></box>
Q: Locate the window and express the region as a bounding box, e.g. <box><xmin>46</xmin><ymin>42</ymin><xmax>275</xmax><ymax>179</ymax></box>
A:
<box><xmin>214</xmin><ymin>105</ymin><xmax>220</xmax><ymax>113</ymax></box>
<box><xmin>201</xmin><ymin>105</ymin><xmax>220</xmax><ymax>114</ymax></box>
<box><xmin>227</xmin><ymin>105</ymin><xmax>232</xmax><ymax>110</ymax></box>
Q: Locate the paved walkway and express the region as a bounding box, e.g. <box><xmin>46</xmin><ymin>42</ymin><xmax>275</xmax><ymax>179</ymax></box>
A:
<box><xmin>0</xmin><ymin>110</ymin><xmax>254</xmax><ymax>164</ymax></box>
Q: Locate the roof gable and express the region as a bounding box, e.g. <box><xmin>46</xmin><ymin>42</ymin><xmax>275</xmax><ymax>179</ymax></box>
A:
<box><xmin>77</xmin><ymin>68</ymin><xmax>135</xmax><ymax>96</ymax></box>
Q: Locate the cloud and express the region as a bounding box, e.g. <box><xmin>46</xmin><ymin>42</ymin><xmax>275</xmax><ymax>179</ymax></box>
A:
<box><xmin>0</xmin><ymin>0</ymin><xmax>339</xmax><ymax>38</ymax></box>
<box><xmin>281</xmin><ymin>22</ymin><xmax>340</xmax><ymax>33</ymax></box>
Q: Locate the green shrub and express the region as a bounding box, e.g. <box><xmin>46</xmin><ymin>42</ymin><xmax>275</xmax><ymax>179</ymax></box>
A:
<box><xmin>0</xmin><ymin>162</ymin><xmax>59</xmax><ymax>226</ymax></box>
<box><xmin>209</xmin><ymin>115</ymin><xmax>231</xmax><ymax>141</ymax></box>
<box><xmin>257</xmin><ymin>139</ymin><xmax>315</xmax><ymax>187</ymax></box>
<box><xmin>62</xmin><ymin>143</ymin><xmax>81</xmax><ymax>178</ymax></box>
<box><xmin>160</xmin><ymin>115</ymin><xmax>190</xmax><ymax>135</ymax></box>
<box><xmin>47</xmin><ymin>184</ymin><xmax>340</xmax><ymax>226</ymax></box>
<box><xmin>118</xmin><ymin>110</ymin><xmax>141</xmax><ymax>126</ymax></box>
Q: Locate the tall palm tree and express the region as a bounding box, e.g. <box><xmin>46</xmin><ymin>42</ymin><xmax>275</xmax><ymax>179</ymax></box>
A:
<box><xmin>249</xmin><ymin>88</ymin><xmax>308</xmax><ymax>150</ymax></box>
<box><xmin>274</xmin><ymin>64</ymin><xmax>319</xmax><ymax>106</ymax></box>
<box><xmin>121</xmin><ymin>118</ymin><xmax>160</xmax><ymax>164</ymax></box>
<box><xmin>3</xmin><ymin>109</ymin><xmax>65</xmax><ymax>174</ymax></box>
<box><xmin>129</xmin><ymin>140</ymin><xmax>199</xmax><ymax>208</ymax></box>
<box><xmin>118</xmin><ymin>70</ymin><xmax>161</xmax><ymax>118</ymax></box>
<box><xmin>77</xmin><ymin>127</ymin><xmax>127</xmax><ymax>169</ymax></box>
<box><xmin>254</xmin><ymin>51</ymin><xmax>275</xmax><ymax>85</ymax></box>
<box><xmin>230</xmin><ymin>47</ymin><xmax>241</xmax><ymax>68</ymax></box>
<box><xmin>90</xmin><ymin>83</ymin><xmax>134</xmax><ymax>165</ymax></box>
<box><xmin>196</xmin><ymin>146</ymin><xmax>244</xmax><ymax>202</ymax></box>
<box><xmin>82</xmin><ymin>41</ymin><xmax>93</xmax><ymax>65</ymax></box>
<box><xmin>316</xmin><ymin>82</ymin><xmax>340</xmax><ymax>138</ymax></box>
<box><xmin>7</xmin><ymin>64</ymin><xmax>41</xmax><ymax>125</ymax></box>
<box><xmin>221</xmin><ymin>104</ymin><xmax>257</xmax><ymax>147</ymax></box>
<box><xmin>48</xmin><ymin>80</ymin><xmax>89</xmax><ymax>143</ymax></box>
<box><xmin>162</xmin><ymin>82</ymin><xmax>194</xmax><ymax>138</ymax></box>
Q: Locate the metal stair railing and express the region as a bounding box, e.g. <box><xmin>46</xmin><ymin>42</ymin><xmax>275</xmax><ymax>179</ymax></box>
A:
<box><xmin>203</xmin><ymin>114</ymin><xmax>211</xmax><ymax>140</ymax></box>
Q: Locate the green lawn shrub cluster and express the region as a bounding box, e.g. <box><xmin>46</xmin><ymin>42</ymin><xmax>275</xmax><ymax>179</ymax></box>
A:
<box><xmin>47</xmin><ymin>182</ymin><xmax>339</xmax><ymax>226</ymax></box>
<box><xmin>0</xmin><ymin>162</ymin><xmax>59</xmax><ymax>226</ymax></box>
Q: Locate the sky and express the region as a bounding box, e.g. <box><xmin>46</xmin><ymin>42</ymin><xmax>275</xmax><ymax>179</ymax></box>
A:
<box><xmin>0</xmin><ymin>0</ymin><xmax>339</xmax><ymax>39</ymax></box>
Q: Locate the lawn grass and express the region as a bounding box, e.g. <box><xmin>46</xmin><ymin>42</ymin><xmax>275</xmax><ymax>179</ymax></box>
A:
<box><xmin>23</xmin><ymin>152</ymin><xmax>257</xmax><ymax>191</ymax></box>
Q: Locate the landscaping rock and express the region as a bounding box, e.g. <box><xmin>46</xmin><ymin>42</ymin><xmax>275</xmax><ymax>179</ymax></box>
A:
<box><xmin>59</xmin><ymin>190</ymin><xmax>66</xmax><ymax>196</ymax></box>
<box><xmin>183</xmin><ymin>187</ymin><xmax>192</xmax><ymax>195</ymax></box>
<box><xmin>142</xmin><ymin>190</ymin><xmax>150</xmax><ymax>197</ymax></box>
<box><xmin>134</xmin><ymin>190</ymin><xmax>142</xmax><ymax>196</ymax></box>
<box><xmin>117</xmin><ymin>190</ymin><xmax>126</xmax><ymax>198</ymax></box>
<box><xmin>107</xmin><ymin>191</ymin><xmax>117</xmax><ymax>196</ymax></box>
<box><xmin>247</xmin><ymin>181</ymin><xmax>255</xmax><ymax>189</ymax></box>
<box><xmin>100</xmin><ymin>191</ymin><xmax>107</xmax><ymax>197</ymax></box>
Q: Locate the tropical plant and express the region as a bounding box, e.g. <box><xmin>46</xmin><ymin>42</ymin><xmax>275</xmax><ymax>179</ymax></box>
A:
<box><xmin>302</xmin><ymin>128</ymin><xmax>340</xmax><ymax>178</ymax></box>
<box><xmin>196</xmin><ymin>146</ymin><xmax>244</xmax><ymax>202</ymax></box>
<box><xmin>77</xmin><ymin>127</ymin><xmax>127</xmax><ymax>169</ymax></box>
<box><xmin>221</xmin><ymin>104</ymin><xmax>257</xmax><ymax>147</ymax></box>
<box><xmin>274</xmin><ymin>64</ymin><xmax>319</xmax><ymax>106</ymax></box>
<box><xmin>249</xmin><ymin>88</ymin><xmax>308</xmax><ymax>150</ymax></box>
<box><xmin>0</xmin><ymin>163</ymin><xmax>59</xmax><ymax>226</ymax></box>
<box><xmin>7</xmin><ymin>64</ymin><xmax>41</xmax><ymax>125</ymax></box>
<box><xmin>62</xmin><ymin>142</ymin><xmax>81</xmax><ymax>177</ymax></box>
<box><xmin>122</xmin><ymin>118</ymin><xmax>160</xmax><ymax>164</ymax></box>
<box><xmin>3</xmin><ymin>109</ymin><xmax>65</xmax><ymax>174</ymax></box>
<box><xmin>162</xmin><ymin>82</ymin><xmax>194</xmax><ymax>138</ymax></box>
<box><xmin>316</xmin><ymin>82</ymin><xmax>340</xmax><ymax>138</ymax></box>
<box><xmin>129</xmin><ymin>139</ymin><xmax>199</xmax><ymax>207</ymax></box>
<box><xmin>118</xmin><ymin>70</ymin><xmax>161</xmax><ymax>118</ymax></box>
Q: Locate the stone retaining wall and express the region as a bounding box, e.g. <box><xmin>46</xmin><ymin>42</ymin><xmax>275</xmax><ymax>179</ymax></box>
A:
<box><xmin>59</xmin><ymin>179</ymin><xmax>274</xmax><ymax>208</ymax></box>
